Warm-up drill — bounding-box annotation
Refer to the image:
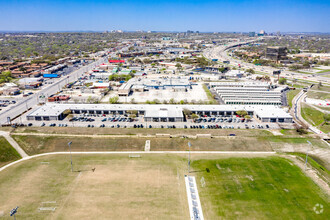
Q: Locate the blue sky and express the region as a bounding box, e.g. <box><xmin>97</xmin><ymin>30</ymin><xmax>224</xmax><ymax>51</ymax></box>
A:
<box><xmin>0</xmin><ymin>0</ymin><xmax>329</xmax><ymax>32</ymax></box>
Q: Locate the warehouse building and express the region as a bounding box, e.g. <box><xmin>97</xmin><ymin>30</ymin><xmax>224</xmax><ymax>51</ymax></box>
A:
<box><xmin>209</xmin><ymin>81</ymin><xmax>271</xmax><ymax>89</ymax></box>
<box><xmin>26</xmin><ymin>103</ymin><xmax>292</xmax><ymax>123</ymax></box>
<box><xmin>210</xmin><ymin>82</ymin><xmax>286</xmax><ymax>106</ymax></box>
<box><xmin>118</xmin><ymin>77</ymin><xmax>191</xmax><ymax>96</ymax></box>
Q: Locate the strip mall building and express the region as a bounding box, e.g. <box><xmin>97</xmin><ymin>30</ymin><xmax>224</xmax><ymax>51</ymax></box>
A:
<box><xmin>27</xmin><ymin>103</ymin><xmax>293</xmax><ymax>123</ymax></box>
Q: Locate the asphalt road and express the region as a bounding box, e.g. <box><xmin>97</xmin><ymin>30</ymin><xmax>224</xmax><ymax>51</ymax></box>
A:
<box><xmin>0</xmin><ymin>57</ymin><xmax>108</xmax><ymax>125</ymax></box>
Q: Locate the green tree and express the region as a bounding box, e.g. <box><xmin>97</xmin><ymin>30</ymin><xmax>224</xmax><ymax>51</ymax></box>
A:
<box><xmin>19</xmin><ymin>67</ymin><xmax>27</xmax><ymax>73</ymax></box>
<box><xmin>0</xmin><ymin>71</ymin><xmax>13</xmax><ymax>83</ymax></box>
<box><xmin>289</xmin><ymin>65</ymin><xmax>299</xmax><ymax>71</ymax></box>
<box><xmin>175</xmin><ymin>63</ymin><xmax>182</xmax><ymax>71</ymax></box>
<box><xmin>324</xmin><ymin>114</ymin><xmax>330</xmax><ymax>123</ymax></box>
<box><xmin>196</xmin><ymin>57</ymin><xmax>209</xmax><ymax>67</ymax></box>
<box><xmin>109</xmin><ymin>96</ymin><xmax>119</xmax><ymax>104</ymax></box>
<box><xmin>191</xmin><ymin>114</ymin><xmax>199</xmax><ymax>119</ymax></box>
<box><xmin>244</xmin><ymin>115</ymin><xmax>251</xmax><ymax>121</ymax></box>
<box><xmin>246</xmin><ymin>68</ymin><xmax>255</xmax><ymax>74</ymax></box>
<box><xmin>279</xmin><ymin>78</ymin><xmax>287</xmax><ymax>85</ymax></box>
<box><xmin>153</xmin><ymin>99</ymin><xmax>160</xmax><ymax>104</ymax></box>
<box><xmin>183</xmin><ymin>108</ymin><xmax>191</xmax><ymax>117</ymax></box>
<box><xmin>303</xmin><ymin>61</ymin><xmax>310</xmax><ymax>68</ymax></box>
<box><xmin>236</xmin><ymin>110</ymin><xmax>248</xmax><ymax>117</ymax></box>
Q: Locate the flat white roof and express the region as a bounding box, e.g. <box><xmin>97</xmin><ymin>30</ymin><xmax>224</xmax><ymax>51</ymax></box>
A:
<box><xmin>210</xmin><ymin>82</ymin><xmax>270</xmax><ymax>87</ymax></box>
<box><xmin>27</xmin><ymin>103</ymin><xmax>292</xmax><ymax>119</ymax></box>
<box><xmin>144</xmin><ymin>106</ymin><xmax>183</xmax><ymax>118</ymax></box>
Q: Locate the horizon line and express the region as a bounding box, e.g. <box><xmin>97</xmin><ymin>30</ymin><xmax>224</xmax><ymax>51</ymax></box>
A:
<box><xmin>0</xmin><ymin>30</ymin><xmax>329</xmax><ymax>34</ymax></box>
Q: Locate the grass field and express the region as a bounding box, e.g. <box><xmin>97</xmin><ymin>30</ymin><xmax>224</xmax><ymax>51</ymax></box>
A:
<box><xmin>0</xmin><ymin>137</ymin><xmax>21</xmax><ymax>167</ymax></box>
<box><xmin>193</xmin><ymin>157</ymin><xmax>330</xmax><ymax>219</ymax></box>
<box><xmin>316</xmin><ymin>69</ymin><xmax>330</xmax><ymax>74</ymax></box>
<box><xmin>307</xmin><ymin>91</ymin><xmax>330</xmax><ymax>100</ymax></box>
<box><xmin>313</xmin><ymin>85</ymin><xmax>330</xmax><ymax>93</ymax></box>
<box><xmin>12</xmin><ymin>135</ymin><xmax>274</xmax><ymax>155</ymax></box>
<box><xmin>314</xmin><ymin>105</ymin><xmax>330</xmax><ymax>111</ymax></box>
<box><xmin>0</xmin><ymin>154</ymin><xmax>328</xmax><ymax>219</ymax></box>
<box><xmin>10</xmin><ymin>126</ymin><xmax>273</xmax><ymax>137</ymax></box>
<box><xmin>0</xmin><ymin>154</ymin><xmax>189</xmax><ymax>219</ymax></box>
<box><xmin>280</xmin><ymin>129</ymin><xmax>311</xmax><ymax>135</ymax></box>
<box><xmin>202</xmin><ymin>84</ymin><xmax>217</xmax><ymax>104</ymax></box>
<box><xmin>289</xmin><ymin>152</ymin><xmax>330</xmax><ymax>184</ymax></box>
<box><xmin>287</xmin><ymin>89</ymin><xmax>301</xmax><ymax>108</ymax></box>
<box><xmin>301</xmin><ymin>104</ymin><xmax>330</xmax><ymax>133</ymax></box>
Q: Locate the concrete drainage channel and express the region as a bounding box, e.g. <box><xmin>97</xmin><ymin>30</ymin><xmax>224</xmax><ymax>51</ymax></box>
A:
<box><xmin>185</xmin><ymin>175</ymin><xmax>204</xmax><ymax>220</ymax></box>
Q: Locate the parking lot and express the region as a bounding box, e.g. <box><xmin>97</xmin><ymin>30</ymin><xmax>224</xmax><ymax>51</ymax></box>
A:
<box><xmin>117</xmin><ymin>83</ymin><xmax>209</xmax><ymax>103</ymax></box>
<box><xmin>0</xmin><ymin>99</ymin><xmax>18</xmax><ymax>112</ymax></box>
<box><xmin>20</xmin><ymin>113</ymin><xmax>280</xmax><ymax>130</ymax></box>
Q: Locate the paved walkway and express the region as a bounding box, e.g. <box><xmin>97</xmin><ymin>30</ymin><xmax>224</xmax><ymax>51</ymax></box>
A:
<box><xmin>0</xmin><ymin>131</ymin><xmax>28</xmax><ymax>158</ymax></box>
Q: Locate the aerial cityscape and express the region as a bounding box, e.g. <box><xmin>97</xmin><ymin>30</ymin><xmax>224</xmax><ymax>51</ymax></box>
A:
<box><xmin>0</xmin><ymin>0</ymin><xmax>329</xmax><ymax>219</ymax></box>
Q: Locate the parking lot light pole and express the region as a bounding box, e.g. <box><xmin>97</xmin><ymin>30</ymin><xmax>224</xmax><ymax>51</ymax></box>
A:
<box><xmin>188</xmin><ymin>142</ymin><xmax>191</xmax><ymax>173</ymax></box>
<box><xmin>68</xmin><ymin>141</ymin><xmax>73</xmax><ymax>172</ymax></box>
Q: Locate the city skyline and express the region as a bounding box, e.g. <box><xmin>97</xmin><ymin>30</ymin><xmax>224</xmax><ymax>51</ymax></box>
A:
<box><xmin>0</xmin><ymin>0</ymin><xmax>329</xmax><ymax>32</ymax></box>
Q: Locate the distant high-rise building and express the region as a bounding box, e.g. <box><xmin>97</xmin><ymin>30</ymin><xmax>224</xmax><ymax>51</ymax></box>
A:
<box><xmin>257</xmin><ymin>30</ymin><xmax>266</xmax><ymax>36</ymax></box>
<box><xmin>249</xmin><ymin>32</ymin><xmax>255</xmax><ymax>37</ymax></box>
<box><xmin>266</xmin><ymin>46</ymin><xmax>287</xmax><ymax>61</ymax></box>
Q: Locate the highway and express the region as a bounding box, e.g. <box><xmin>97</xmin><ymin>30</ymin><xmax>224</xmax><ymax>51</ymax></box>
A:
<box><xmin>203</xmin><ymin>41</ymin><xmax>330</xmax><ymax>85</ymax></box>
<box><xmin>0</xmin><ymin>56</ymin><xmax>109</xmax><ymax>125</ymax></box>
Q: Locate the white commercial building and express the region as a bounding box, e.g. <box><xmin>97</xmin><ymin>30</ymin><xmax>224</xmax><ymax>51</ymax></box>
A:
<box><xmin>210</xmin><ymin>82</ymin><xmax>286</xmax><ymax>105</ymax></box>
<box><xmin>26</xmin><ymin>103</ymin><xmax>293</xmax><ymax>123</ymax></box>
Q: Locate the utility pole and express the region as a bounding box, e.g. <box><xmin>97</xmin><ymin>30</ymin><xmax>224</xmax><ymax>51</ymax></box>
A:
<box><xmin>68</xmin><ymin>141</ymin><xmax>73</xmax><ymax>172</ymax></box>
<box><xmin>188</xmin><ymin>142</ymin><xmax>191</xmax><ymax>173</ymax></box>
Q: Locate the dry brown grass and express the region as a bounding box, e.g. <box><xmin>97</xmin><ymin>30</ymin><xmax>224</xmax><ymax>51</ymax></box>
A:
<box><xmin>12</xmin><ymin>135</ymin><xmax>273</xmax><ymax>155</ymax></box>
<box><xmin>0</xmin><ymin>154</ymin><xmax>189</xmax><ymax>220</ymax></box>
<box><xmin>11</xmin><ymin>126</ymin><xmax>273</xmax><ymax>137</ymax></box>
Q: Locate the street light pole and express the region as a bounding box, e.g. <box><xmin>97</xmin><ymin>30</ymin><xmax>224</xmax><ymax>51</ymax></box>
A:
<box><xmin>68</xmin><ymin>141</ymin><xmax>73</xmax><ymax>172</ymax></box>
<box><xmin>188</xmin><ymin>142</ymin><xmax>191</xmax><ymax>173</ymax></box>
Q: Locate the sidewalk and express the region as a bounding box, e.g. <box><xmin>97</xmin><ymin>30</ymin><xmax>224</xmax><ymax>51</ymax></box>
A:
<box><xmin>0</xmin><ymin>131</ymin><xmax>28</xmax><ymax>158</ymax></box>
